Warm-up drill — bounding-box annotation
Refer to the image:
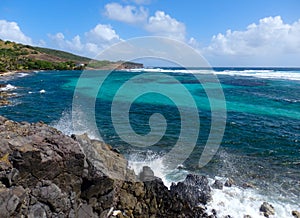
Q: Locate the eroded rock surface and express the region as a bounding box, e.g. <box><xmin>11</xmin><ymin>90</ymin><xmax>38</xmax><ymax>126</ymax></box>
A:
<box><xmin>0</xmin><ymin>116</ymin><xmax>211</xmax><ymax>217</ymax></box>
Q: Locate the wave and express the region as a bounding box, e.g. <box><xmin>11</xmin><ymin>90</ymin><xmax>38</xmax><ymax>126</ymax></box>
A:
<box><xmin>51</xmin><ymin>108</ymin><xmax>300</xmax><ymax>217</ymax></box>
<box><xmin>123</xmin><ymin>68</ymin><xmax>300</xmax><ymax>81</ymax></box>
<box><xmin>121</xmin><ymin>68</ymin><xmax>211</xmax><ymax>74</ymax></box>
<box><xmin>0</xmin><ymin>84</ymin><xmax>17</xmax><ymax>91</ymax></box>
<box><xmin>127</xmin><ymin>149</ymin><xmax>300</xmax><ymax>217</ymax></box>
<box><xmin>17</xmin><ymin>72</ymin><xmax>30</xmax><ymax>77</ymax></box>
<box><xmin>206</xmin><ymin>177</ymin><xmax>300</xmax><ymax>218</ymax></box>
<box><xmin>214</xmin><ymin>70</ymin><xmax>300</xmax><ymax>81</ymax></box>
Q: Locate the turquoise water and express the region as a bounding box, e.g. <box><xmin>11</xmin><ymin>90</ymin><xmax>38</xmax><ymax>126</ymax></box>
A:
<box><xmin>0</xmin><ymin>69</ymin><xmax>299</xmax><ymax>210</ymax></box>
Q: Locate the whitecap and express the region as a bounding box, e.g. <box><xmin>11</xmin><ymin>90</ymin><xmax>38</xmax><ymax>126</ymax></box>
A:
<box><xmin>39</xmin><ymin>89</ymin><xmax>46</xmax><ymax>93</ymax></box>
<box><xmin>206</xmin><ymin>177</ymin><xmax>300</xmax><ymax>218</ymax></box>
<box><xmin>0</xmin><ymin>84</ymin><xmax>17</xmax><ymax>91</ymax></box>
<box><xmin>17</xmin><ymin>73</ymin><xmax>29</xmax><ymax>77</ymax></box>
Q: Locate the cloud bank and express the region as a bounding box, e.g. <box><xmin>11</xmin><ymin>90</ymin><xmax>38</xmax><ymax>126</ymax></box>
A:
<box><xmin>0</xmin><ymin>20</ymin><xmax>32</xmax><ymax>45</ymax></box>
<box><xmin>204</xmin><ymin>16</ymin><xmax>300</xmax><ymax>66</ymax></box>
<box><xmin>104</xmin><ymin>3</ymin><xmax>187</xmax><ymax>41</ymax></box>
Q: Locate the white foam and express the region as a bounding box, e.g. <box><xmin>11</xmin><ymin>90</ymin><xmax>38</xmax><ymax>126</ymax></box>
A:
<box><xmin>122</xmin><ymin>68</ymin><xmax>210</xmax><ymax>74</ymax></box>
<box><xmin>17</xmin><ymin>72</ymin><xmax>29</xmax><ymax>77</ymax></box>
<box><xmin>39</xmin><ymin>89</ymin><xmax>46</xmax><ymax>93</ymax></box>
<box><xmin>213</xmin><ymin>70</ymin><xmax>300</xmax><ymax>81</ymax></box>
<box><xmin>128</xmin><ymin>152</ymin><xmax>169</xmax><ymax>184</ymax></box>
<box><xmin>206</xmin><ymin>178</ymin><xmax>300</xmax><ymax>218</ymax></box>
<box><xmin>0</xmin><ymin>84</ymin><xmax>17</xmax><ymax>91</ymax></box>
<box><xmin>123</xmin><ymin>68</ymin><xmax>300</xmax><ymax>81</ymax></box>
<box><xmin>51</xmin><ymin>109</ymin><xmax>101</xmax><ymax>140</ymax></box>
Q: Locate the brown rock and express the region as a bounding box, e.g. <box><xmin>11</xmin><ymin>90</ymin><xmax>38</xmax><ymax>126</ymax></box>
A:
<box><xmin>260</xmin><ymin>202</ymin><xmax>275</xmax><ymax>217</ymax></box>
<box><xmin>292</xmin><ymin>210</ymin><xmax>300</xmax><ymax>218</ymax></box>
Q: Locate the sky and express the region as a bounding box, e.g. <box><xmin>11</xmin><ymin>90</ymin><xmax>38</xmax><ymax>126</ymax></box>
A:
<box><xmin>0</xmin><ymin>0</ymin><xmax>300</xmax><ymax>66</ymax></box>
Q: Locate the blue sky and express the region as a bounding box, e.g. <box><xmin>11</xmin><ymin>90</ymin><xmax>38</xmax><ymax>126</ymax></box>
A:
<box><xmin>0</xmin><ymin>0</ymin><xmax>300</xmax><ymax>66</ymax></box>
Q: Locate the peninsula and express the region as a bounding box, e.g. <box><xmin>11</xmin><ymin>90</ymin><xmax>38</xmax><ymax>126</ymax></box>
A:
<box><xmin>0</xmin><ymin>39</ymin><xmax>143</xmax><ymax>74</ymax></box>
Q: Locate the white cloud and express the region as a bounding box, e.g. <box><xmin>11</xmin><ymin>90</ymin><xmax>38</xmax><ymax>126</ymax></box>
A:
<box><xmin>85</xmin><ymin>24</ymin><xmax>120</xmax><ymax>43</ymax></box>
<box><xmin>49</xmin><ymin>24</ymin><xmax>122</xmax><ymax>58</ymax></box>
<box><xmin>49</xmin><ymin>33</ymin><xmax>83</xmax><ymax>52</ymax></box>
<box><xmin>0</xmin><ymin>20</ymin><xmax>32</xmax><ymax>44</ymax></box>
<box><xmin>145</xmin><ymin>11</ymin><xmax>186</xmax><ymax>41</ymax></box>
<box><xmin>205</xmin><ymin>16</ymin><xmax>300</xmax><ymax>57</ymax></box>
<box><xmin>104</xmin><ymin>3</ymin><xmax>148</xmax><ymax>24</ymax></box>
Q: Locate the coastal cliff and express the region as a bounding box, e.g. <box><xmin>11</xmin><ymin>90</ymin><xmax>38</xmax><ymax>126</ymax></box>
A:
<box><xmin>0</xmin><ymin>116</ymin><xmax>211</xmax><ymax>217</ymax></box>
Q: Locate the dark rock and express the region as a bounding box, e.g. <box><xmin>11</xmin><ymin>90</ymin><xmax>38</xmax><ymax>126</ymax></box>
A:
<box><xmin>212</xmin><ymin>179</ymin><xmax>223</xmax><ymax>190</ymax></box>
<box><xmin>170</xmin><ymin>174</ymin><xmax>212</xmax><ymax>206</ymax></box>
<box><xmin>244</xmin><ymin>215</ymin><xmax>252</xmax><ymax>218</ymax></box>
<box><xmin>139</xmin><ymin>165</ymin><xmax>156</xmax><ymax>181</ymax></box>
<box><xmin>260</xmin><ymin>202</ymin><xmax>275</xmax><ymax>217</ymax></box>
<box><xmin>242</xmin><ymin>182</ymin><xmax>255</xmax><ymax>189</ymax></box>
<box><xmin>0</xmin><ymin>116</ymin><xmax>210</xmax><ymax>217</ymax></box>
<box><xmin>211</xmin><ymin>208</ymin><xmax>217</xmax><ymax>216</ymax></box>
<box><xmin>292</xmin><ymin>210</ymin><xmax>300</xmax><ymax>218</ymax></box>
<box><xmin>225</xmin><ymin>178</ymin><xmax>235</xmax><ymax>187</ymax></box>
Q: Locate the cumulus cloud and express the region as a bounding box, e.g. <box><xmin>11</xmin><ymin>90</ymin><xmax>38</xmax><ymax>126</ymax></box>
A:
<box><xmin>205</xmin><ymin>16</ymin><xmax>300</xmax><ymax>56</ymax></box>
<box><xmin>104</xmin><ymin>3</ymin><xmax>148</xmax><ymax>24</ymax></box>
<box><xmin>145</xmin><ymin>11</ymin><xmax>186</xmax><ymax>41</ymax></box>
<box><xmin>49</xmin><ymin>24</ymin><xmax>122</xmax><ymax>58</ymax></box>
<box><xmin>85</xmin><ymin>24</ymin><xmax>120</xmax><ymax>43</ymax></box>
<box><xmin>0</xmin><ymin>20</ymin><xmax>32</xmax><ymax>44</ymax></box>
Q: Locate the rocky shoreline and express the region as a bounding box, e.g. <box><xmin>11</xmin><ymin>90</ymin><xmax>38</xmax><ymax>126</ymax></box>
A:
<box><xmin>0</xmin><ymin>116</ymin><xmax>299</xmax><ymax>217</ymax></box>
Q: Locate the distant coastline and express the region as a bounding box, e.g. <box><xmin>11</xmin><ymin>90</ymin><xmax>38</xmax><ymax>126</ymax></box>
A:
<box><xmin>0</xmin><ymin>39</ymin><xmax>143</xmax><ymax>74</ymax></box>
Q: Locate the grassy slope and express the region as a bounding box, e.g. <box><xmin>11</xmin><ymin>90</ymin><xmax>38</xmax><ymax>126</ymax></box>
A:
<box><xmin>33</xmin><ymin>46</ymin><xmax>91</xmax><ymax>63</ymax></box>
<box><xmin>0</xmin><ymin>39</ymin><xmax>126</xmax><ymax>72</ymax></box>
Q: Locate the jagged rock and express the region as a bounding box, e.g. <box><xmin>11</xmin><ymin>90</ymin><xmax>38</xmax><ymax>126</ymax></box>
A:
<box><xmin>292</xmin><ymin>210</ymin><xmax>300</xmax><ymax>218</ymax></box>
<box><xmin>242</xmin><ymin>182</ymin><xmax>255</xmax><ymax>189</ymax></box>
<box><xmin>260</xmin><ymin>202</ymin><xmax>275</xmax><ymax>217</ymax></box>
<box><xmin>170</xmin><ymin>174</ymin><xmax>212</xmax><ymax>206</ymax></box>
<box><xmin>225</xmin><ymin>178</ymin><xmax>235</xmax><ymax>187</ymax></box>
<box><xmin>212</xmin><ymin>179</ymin><xmax>223</xmax><ymax>190</ymax></box>
<box><xmin>139</xmin><ymin>166</ymin><xmax>156</xmax><ymax>181</ymax></box>
<box><xmin>0</xmin><ymin>116</ymin><xmax>211</xmax><ymax>217</ymax></box>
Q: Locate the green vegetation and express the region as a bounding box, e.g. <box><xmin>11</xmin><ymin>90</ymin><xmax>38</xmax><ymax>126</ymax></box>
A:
<box><xmin>33</xmin><ymin>47</ymin><xmax>92</xmax><ymax>63</ymax></box>
<box><xmin>0</xmin><ymin>39</ymin><xmax>88</xmax><ymax>72</ymax></box>
<box><xmin>0</xmin><ymin>39</ymin><xmax>143</xmax><ymax>73</ymax></box>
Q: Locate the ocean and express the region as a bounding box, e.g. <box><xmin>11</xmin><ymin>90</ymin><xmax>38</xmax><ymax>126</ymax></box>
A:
<box><xmin>0</xmin><ymin>68</ymin><xmax>299</xmax><ymax>217</ymax></box>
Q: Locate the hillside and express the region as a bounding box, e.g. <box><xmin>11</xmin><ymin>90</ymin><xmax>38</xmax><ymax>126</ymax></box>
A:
<box><xmin>0</xmin><ymin>39</ymin><xmax>143</xmax><ymax>73</ymax></box>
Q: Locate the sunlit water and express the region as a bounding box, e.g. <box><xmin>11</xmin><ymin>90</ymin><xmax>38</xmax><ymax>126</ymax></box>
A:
<box><xmin>0</xmin><ymin>68</ymin><xmax>299</xmax><ymax>217</ymax></box>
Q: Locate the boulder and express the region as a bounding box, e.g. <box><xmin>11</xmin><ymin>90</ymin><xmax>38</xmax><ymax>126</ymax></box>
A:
<box><xmin>292</xmin><ymin>210</ymin><xmax>300</xmax><ymax>218</ymax></box>
<box><xmin>212</xmin><ymin>179</ymin><xmax>224</xmax><ymax>190</ymax></box>
<box><xmin>260</xmin><ymin>202</ymin><xmax>275</xmax><ymax>217</ymax></box>
<box><xmin>170</xmin><ymin>174</ymin><xmax>212</xmax><ymax>206</ymax></box>
<box><xmin>225</xmin><ymin>178</ymin><xmax>235</xmax><ymax>187</ymax></box>
<box><xmin>0</xmin><ymin>116</ymin><xmax>211</xmax><ymax>217</ymax></box>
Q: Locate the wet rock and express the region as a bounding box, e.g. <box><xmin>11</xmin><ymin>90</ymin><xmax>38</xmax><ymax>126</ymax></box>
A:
<box><xmin>260</xmin><ymin>202</ymin><xmax>275</xmax><ymax>217</ymax></box>
<box><xmin>139</xmin><ymin>166</ymin><xmax>156</xmax><ymax>181</ymax></box>
<box><xmin>212</xmin><ymin>179</ymin><xmax>223</xmax><ymax>190</ymax></box>
<box><xmin>0</xmin><ymin>116</ymin><xmax>210</xmax><ymax>217</ymax></box>
<box><xmin>292</xmin><ymin>210</ymin><xmax>300</xmax><ymax>218</ymax></box>
<box><xmin>170</xmin><ymin>174</ymin><xmax>212</xmax><ymax>206</ymax></box>
<box><xmin>244</xmin><ymin>215</ymin><xmax>252</xmax><ymax>218</ymax></box>
<box><xmin>242</xmin><ymin>182</ymin><xmax>255</xmax><ymax>189</ymax></box>
<box><xmin>225</xmin><ymin>178</ymin><xmax>235</xmax><ymax>187</ymax></box>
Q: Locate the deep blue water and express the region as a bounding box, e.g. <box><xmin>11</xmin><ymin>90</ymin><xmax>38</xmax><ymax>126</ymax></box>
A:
<box><xmin>0</xmin><ymin>68</ymin><xmax>299</xmax><ymax>205</ymax></box>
